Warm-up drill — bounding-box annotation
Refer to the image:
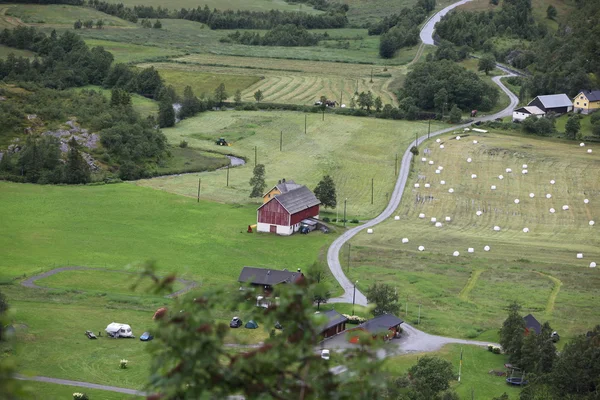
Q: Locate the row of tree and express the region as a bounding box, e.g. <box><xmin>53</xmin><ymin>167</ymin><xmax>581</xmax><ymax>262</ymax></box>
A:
<box><xmin>224</xmin><ymin>25</ymin><xmax>323</xmax><ymax>47</ymax></box>
<box><xmin>87</xmin><ymin>1</ymin><xmax>348</xmax><ymax>30</ymax></box>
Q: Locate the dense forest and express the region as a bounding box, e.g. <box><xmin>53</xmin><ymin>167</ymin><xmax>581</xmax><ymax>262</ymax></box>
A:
<box><xmin>436</xmin><ymin>0</ymin><xmax>600</xmax><ymax>98</ymax></box>
<box><xmin>224</xmin><ymin>25</ymin><xmax>324</xmax><ymax>47</ymax></box>
<box><xmin>87</xmin><ymin>0</ymin><xmax>348</xmax><ymax>29</ymax></box>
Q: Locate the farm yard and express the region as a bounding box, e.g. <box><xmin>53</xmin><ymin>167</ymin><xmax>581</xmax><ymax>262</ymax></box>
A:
<box><xmin>134</xmin><ymin>111</ymin><xmax>443</xmax><ymax>219</ymax></box>
<box><xmin>345</xmin><ymin>131</ymin><xmax>600</xmax><ymax>340</ymax></box>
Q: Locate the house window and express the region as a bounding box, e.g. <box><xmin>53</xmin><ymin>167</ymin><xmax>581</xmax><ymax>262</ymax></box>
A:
<box><xmin>580</xmin><ymin>96</ymin><xmax>584</xmax><ymax>99</ymax></box>
<box><xmin>576</xmin><ymin>102</ymin><xmax>579</xmax><ymax>105</ymax></box>
<box><xmin>584</xmin><ymin>103</ymin><xmax>587</xmax><ymax>107</ymax></box>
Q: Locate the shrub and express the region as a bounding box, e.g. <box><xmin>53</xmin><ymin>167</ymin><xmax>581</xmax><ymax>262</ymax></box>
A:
<box><xmin>120</xmin><ymin>359</ymin><xmax>128</xmax><ymax>369</ymax></box>
<box><xmin>350</xmin><ymin>219</ymin><xmax>359</xmax><ymax>223</ymax></box>
<box><xmin>73</xmin><ymin>393</ymin><xmax>89</xmax><ymax>400</ymax></box>
<box><xmin>492</xmin><ymin>346</ymin><xmax>501</xmax><ymax>354</ymax></box>
<box><xmin>343</xmin><ymin>314</ymin><xmax>367</xmax><ymax>325</ymax></box>
<box><xmin>322</xmin><ymin>217</ymin><xmax>330</xmax><ymax>222</ymax></box>
<box><xmin>179</xmin><ymin>140</ymin><xmax>188</xmax><ymax>148</ymax></box>
<box><xmin>488</xmin><ymin>344</ymin><xmax>494</xmax><ymax>352</ymax></box>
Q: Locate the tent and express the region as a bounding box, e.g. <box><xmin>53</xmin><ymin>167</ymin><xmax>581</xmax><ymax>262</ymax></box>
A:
<box><xmin>105</xmin><ymin>322</ymin><xmax>134</xmax><ymax>338</ymax></box>
<box><xmin>245</xmin><ymin>320</ymin><xmax>259</xmax><ymax>329</ymax></box>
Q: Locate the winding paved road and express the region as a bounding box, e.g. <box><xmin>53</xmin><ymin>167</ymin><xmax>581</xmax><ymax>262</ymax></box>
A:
<box><xmin>328</xmin><ymin>4</ymin><xmax>519</xmax><ymax>307</ymax></box>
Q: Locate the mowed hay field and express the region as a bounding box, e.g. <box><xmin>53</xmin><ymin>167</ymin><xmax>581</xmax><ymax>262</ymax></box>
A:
<box><xmin>346</xmin><ymin>132</ymin><xmax>600</xmax><ymax>340</ymax></box>
<box><xmin>152</xmin><ymin>54</ymin><xmax>401</xmax><ymax>105</ymax></box>
<box><xmin>134</xmin><ymin>111</ymin><xmax>443</xmax><ymax>219</ymax></box>
<box><xmin>105</xmin><ymin>0</ymin><xmax>321</xmax><ymax>13</ymax></box>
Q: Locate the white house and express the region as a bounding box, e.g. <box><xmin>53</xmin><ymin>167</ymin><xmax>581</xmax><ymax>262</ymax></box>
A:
<box><xmin>512</xmin><ymin>106</ymin><xmax>546</xmax><ymax>122</ymax></box>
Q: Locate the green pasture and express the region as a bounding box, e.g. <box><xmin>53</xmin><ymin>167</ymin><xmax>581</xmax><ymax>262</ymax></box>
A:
<box><xmin>3</xmin><ymin>4</ymin><xmax>135</xmax><ymax>28</ymax></box>
<box><xmin>384</xmin><ymin>344</ymin><xmax>520</xmax><ymax>399</ymax></box>
<box><xmin>346</xmin><ymin>131</ymin><xmax>600</xmax><ymax>339</ymax></box>
<box><xmin>22</xmin><ymin>381</ymin><xmax>141</xmax><ymax>399</ymax></box>
<box><xmin>134</xmin><ymin>111</ymin><xmax>444</xmax><ymax>219</ymax></box>
<box><xmin>554</xmin><ymin>113</ymin><xmax>596</xmax><ymax>139</ymax></box>
<box><xmin>105</xmin><ymin>0</ymin><xmax>321</xmax><ymax>13</ymax></box>
<box><xmin>0</xmin><ymin>44</ymin><xmax>34</xmax><ymax>58</ymax></box>
<box><xmin>84</xmin><ymin>39</ymin><xmax>184</xmax><ymax>64</ymax></box>
<box><xmin>156</xmin><ymin>146</ymin><xmax>230</xmax><ymax>175</ymax></box>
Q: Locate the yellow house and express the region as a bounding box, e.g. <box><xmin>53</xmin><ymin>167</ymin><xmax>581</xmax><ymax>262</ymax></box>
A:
<box><xmin>573</xmin><ymin>90</ymin><xmax>600</xmax><ymax>114</ymax></box>
<box><xmin>262</xmin><ymin>179</ymin><xmax>302</xmax><ymax>204</ymax></box>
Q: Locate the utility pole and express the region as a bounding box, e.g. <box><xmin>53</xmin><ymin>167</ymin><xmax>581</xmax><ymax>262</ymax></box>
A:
<box><xmin>371</xmin><ymin>178</ymin><xmax>374</xmax><ymax>205</ymax></box>
<box><xmin>405</xmin><ymin>295</ymin><xmax>408</xmax><ymax>318</ymax></box>
<box><xmin>280</xmin><ymin>130</ymin><xmax>282</xmax><ymax>151</ymax></box>
<box><xmin>370</xmin><ymin>67</ymin><xmax>373</xmax><ymax>83</ymax></box>
<box><xmin>347</xmin><ymin>243</ymin><xmax>351</xmax><ymax>273</ymax></box>
<box><xmin>340</xmin><ymin>89</ymin><xmax>343</xmax><ymax>106</ymax></box>
<box><xmin>226</xmin><ymin>165</ymin><xmax>230</xmax><ymax>187</ymax></box>
<box><xmin>352</xmin><ymin>281</ymin><xmax>358</xmax><ymax>316</ymax></box>
<box><xmin>343</xmin><ymin>198</ymin><xmax>347</xmax><ymax>228</ymax></box>
<box><xmin>458</xmin><ymin>347</ymin><xmax>463</xmax><ymax>382</ymax></box>
<box><xmin>395</xmin><ymin>153</ymin><xmax>398</xmax><ymax>176</ymax></box>
<box><xmin>428</xmin><ymin>119</ymin><xmax>431</xmax><ymax>139</ymax></box>
<box><xmin>418</xmin><ymin>303</ymin><xmax>421</xmax><ymax>325</ymax></box>
<box><xmin>254</xmin><ymin>146</ymin><xmax>257</xmax><ymax>167</ymax></box>
<box><xmin>415</xmin><ymin>132</ymin><xmax>418</xmax><ymax>146</ymax></box>
<box><xmin>304</xmin><ymin>114</ymin><xmax>307</xmax><ymax>135</ymax></box>
<box><xmin>197</xmin><ymin>177</ymin><xmax>201</xmax><ymax>202</ymax></box>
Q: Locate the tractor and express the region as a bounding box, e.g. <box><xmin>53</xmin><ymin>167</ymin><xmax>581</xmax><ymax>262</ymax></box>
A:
<box><xmin>216</xmin><ymin>137</ymin><xmax>230</xmax><ymax>146</ymax></box>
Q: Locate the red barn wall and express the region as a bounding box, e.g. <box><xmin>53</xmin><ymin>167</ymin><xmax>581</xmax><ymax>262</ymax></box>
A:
<box><xmin>258</xmin><ymin>199</ymin><xmax>290</xmax><ymax>226</ymax></box>
<box><xmin>290</xmin><ymin>205</ymin><xmax>320</xmax><ymax>225</ymax></box>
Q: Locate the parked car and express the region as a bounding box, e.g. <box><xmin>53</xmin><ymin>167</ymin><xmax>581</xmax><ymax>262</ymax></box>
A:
<box><xmin>140</xmin><ymin>332</ymin><xmax>154</xmax><ymax>341</ymax></box>
<box><xmin>321</xmin><ymin>349</ymin><xmax>330</xmax><ymax>360</ymax></box>
<box><xmin>230</xmin><ymin>317</ymin><xmax>243</xmax><ymax>328</ymax></box>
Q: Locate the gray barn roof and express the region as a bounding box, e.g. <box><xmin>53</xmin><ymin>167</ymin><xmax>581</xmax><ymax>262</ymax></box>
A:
<box><xmin>358</xmin><ymin>314</ymin><xmax>404</xmax><ymax>334</ymax></box>
<box><xmin>579</xmin><ymin>89</ymin><xmax>600</xmax><ymax>102</ymax></box>
<box><xmin>523</xmin><ymin>314</ymin><xmax>541</xmax><ymax>335</ymax></box>
<box><xmin>276</xmin><ymin>180</ymin><xmax>302</xmax><ymax>194</ymax></box>
<box><xmin>274</xmin><ymin>186</ymin><xmax>320</xmax><ymax>215</ymax></box>
<box><xmin>514</xmin><ymin>106</ymin><xmax>545</xmax><ymax>115</ymax></box>
<box><xmin>318</xmin><ymin>310</ymin><xmax>348</xmax><ymax>333</ymax></box>
<box><xmin>238</xmin><ymin>266</ymin><xmax>303</xmax><ymax>286</ymax></box>
<box><xmin>530</xmin><ymin>94</ymin><xmax>573</xmax><ymax>109</ymax></box>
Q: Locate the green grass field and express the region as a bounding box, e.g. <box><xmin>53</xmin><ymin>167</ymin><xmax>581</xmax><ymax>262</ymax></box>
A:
<box><xmin>134</xmin><ymin>111</ymin><xmax>444</xmax><ymax>219</ymax></box>
<box><xmin>4</xmin><ymin>4</ymin><xmax>135</xmax><ymax>28</ymax></box>
<box><xmin>105</xmin><ymin>0</ymin><xmax>321</xmax><ymax>13</ymax></box>
<box><xmin>84</xmin><ymin>39</ymin><xmax>184</xmax><ymax>64</ymax></box>
<box><xmin>22</xmin><ymin>381</ymin><xmax>142</xmax><ymax>399</ymax></box>
<box><xmin>0</xmin><ymin>44</ymin><xmax>34</xmax><ymax>58</ymax></box>
<box><xmin>384</xmin><ymin>344</ymin><xmax>520</xmax><ymax>399</ymax></box>
<box><xmin>71</xmin><ymin>85</ymin><xmax>159</xmax><ymax>117</ymax></box>
<box><xmin>345</xmin><ymin>131</ymin><xmax>600</xmax><ymax>340</ymax></box>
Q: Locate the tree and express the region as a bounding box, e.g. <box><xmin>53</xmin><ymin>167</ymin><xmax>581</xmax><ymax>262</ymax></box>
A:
<box><xmin>83</xmin><ymin>20</ymin><xmax>93</xmax><ymax>29</ymax></box>
<box><xmin>158</xmin><ymin>100</ymin><xmax>175</xmax><ymax>128</ymax></box>
<box><xmin>180</xmin><ymin>86</ymin><xmax>202</xmax><ymax>119</ymax></box>
<box><xmin>110</xmin><ymin>88</ymin><xmax>131</xmax><ymax>108</ymax></box>
<box><xmin>96</xmin><ymin>19</ymin><xmax>104</xmax><ymax>29</ymax></box>
<box><xmin>357</xmin><ymin>91</ymin><xmax>374</xmax><ymax>111</ymax></box>
<box><xmin>233</xmin><ymin>89</ymin><xmax>242</xmax><ymax>106</ymax></box>
<box><xmin>478</xmin><ymin>54</ymin><xmax>496</xmax><ymax>75</ymax></box>
<box><xmin>593</xmin><ymin>122</ymin><xmax>600</xmax><ymax>138</ymax></box>
<box><xmin>253</xmin><ymin>89</ymin><xmax>263</xmax><ymax>103</ymax></box>
<box><xmin>565</xmin><ymin>115</ymin><xmax>581</xmax><ymax>140</ymax></box>
<box><xmin>408</xmin><ymin>356</ymin><xmax>455</xmax><ymax>397</ymax></box>
<box><xmin>434</xmin><ymin>88</ymin><xmax>449</xmax><ymax>113</ymax></box>
<box><xmin>64</xmin><ymin>138</ymin><xmax>91</xmax><ymax>184</ymax></box>
<box><xmin>448</xmin><ymin>104</ymin><xmax>462</xmax><ymax>123</ymax></box>
<box><xmin>249</xmin><ymin>164</ymin><xmax>266</xmax><ymax>198</ymax></box>
<box><xmin>74</xmin><ymin>20</ymin><xmax>82</xmax><ymax>29</ymax></box>
<box><xmin>153</xmin><ymin>19</ymin><xmax>162</xmax><ymax>29</ymax></box>
<box><xmin>366</xmin><ymin>283</ymin><xmax>400</xmax><ymax>316</ymax></box>
<box><xmin>311</xmin><ymin>282</ymin><xmax>331</xmax><ymax>310</ymax></box>
<box><xmin>546</xmin><ymin>5</ymin><xmax>557</xmax><ymax>20</ymax></box>
<box><xmin>349</xmin><ymin>97</ymin><xmax>356</xmax><ymax>109</ymax></box>
<box><xmin>499</xmin><ymin>302</ymin><xmax>526</xmax><ymax>363</ymax></box>
<box><xmin>142</xmin><ymin>264</ymin><xmax>389</xmax><ymax>399</ymax></box>
<box><xmin>314</xmin><ymin>175</ymin><xmax>337</xmax><ymax>209</ymax></box>
<box><xmin>374</xmin><ymin>96</ymin><xmax>383</xmax><ymax>113</ymax></box>
<box><xmin>213</xmin><ymin>83</ymin><xmax>227</xmax><ymax>106</ymax></box>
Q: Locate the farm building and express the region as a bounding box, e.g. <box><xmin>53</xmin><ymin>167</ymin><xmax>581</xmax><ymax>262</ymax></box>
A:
<box><xmin>348</xmin><ymin>314</ymin><xmax>404</xmax><ymax>343</ymax></box>
<box><xmin>317</xmin><ymin>310</ymin><xmax>348</xmax><ymax>339</ymax></box>
<box><xmin>573</xmin><ymin>90</ymin><xmax>600</xmax><ymax>114</ymax></box>
<box><xmin>257</xmin><ymin>180</ymin><xmax>320</xmax><ymax>235</ymax></box>
<box><xmin>523</xmin><ymin>314</ymin><xmax>541</xmax><ymax>335</ymax></box>
<box><xmin>512</xmin><ymin>106</ymin><xmax>546</xmax><ymax>122</ymax></box>
<box><xmin>527</xmin><ymin>94</ymin><xmax>573</xmax><ymax>114</ymax></box>
<box><xmin>238</xmin><ymin>266</ymin><xmax>304</xmax><ymax>294</ymax></box>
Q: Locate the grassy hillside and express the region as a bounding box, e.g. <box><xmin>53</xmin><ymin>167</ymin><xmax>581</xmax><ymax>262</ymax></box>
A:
<box><xmin>83</xmin><ymin>39</ymin><xmax>184</xmax><ymax>63</ymax></box>
<box><xmin>4</xmin><ymin>3</ymin><xmax>136</xmax><ymax>28</ymax></box>
<box><xmin>104</xmin><ymin>0</ymin><xmax>321</xmax><ymax>13</ymax></box>
<box><xmin>346</xmin><ymin>131</ymin><xmax>600</xmax><ymax>340</ymax></box>
<box><xmin>134</xmin><ymin>111</ymin><xmax>444</xmax><ymax>219</ymax></box>
<box><xmin>0</xmin><ymin>44</ymin><xmax>34</xmax><ymax>58</ymax></box>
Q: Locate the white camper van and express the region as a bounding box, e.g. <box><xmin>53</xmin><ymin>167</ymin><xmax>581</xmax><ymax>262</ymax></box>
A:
<box><xmin>105</xmin><ymin>323</ymin><xmax>134</xmax><ymax>338</ymax></box>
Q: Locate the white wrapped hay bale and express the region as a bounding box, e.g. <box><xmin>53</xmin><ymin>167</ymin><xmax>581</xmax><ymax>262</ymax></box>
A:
<box><xmin>476</xmin><ymin>211</ymin><xmax>483</xmax><ymax>216</ymax></box>
<box><xmin>514</xmin><ymin>199</ymin><xmax>520</xmax><ymax>204</ymax></box>
<box><xmin>436</xmin><ymin>170</ymin><xmax>441</xmax><ymax>174</ymax></box>
<box><xmin>550</xmin><ymin>180</ymin><xmax>556</xmax><ymax>184</ymax></box>
<box><xmin>588</xmin><ymin>149</ymin><xmax>593</xmax><ymax>154</ymax></box>
<box><xmin>484</xmin><ymin>245</ymin><xmax>491</xmax><ymax>251</ymax></box>
<box><xmin>493</xmin><ymin>226</ymin><xmax>501</xmax><ymax>231</ymax></box>
<box><xmin>522</xmin><ymin>164</ymin><xmax>528</xmax><ymax>169</ymax></box>
<box><xmin>418</xmin><ymin>245</ymin><xmax>425</xmax><ymax>251</ymax></box>
<box><xmin>522</xmin><ymin>169</ymin><xmax>528</xmax><ymax>174</ymax></box>
<box><xmin>445</xmin><ymin>216</ymin><xmax>451</xmax><ymax>222</ymax></box>
<box><xmin>402</xmin><ymin>238</ymin><xmax>409</xmax><ymax>243</ymax></box>
<box><xmin>394</xmin><ymin>216</ymin><xmax>400</xmax><ymax>220</ymax></box>
<box><xmin>367</xmin><ymin>228</ymin><xmax>373</xmax><ymax>234</ymax></box>
<box><xmin>468</xmin><ymin>248</ymin><xmax>474</xmax><ymax>253</ymax></box>
<box><xmin>546</xmin><ymin>194</ymin><xmax>552</xmax><ymax>199</ymax></box>
<box><xmin>429</xmin><ymin>160</ymin><xmax>434</xmax><ymax>165</ymax></box>
<box><xmin>435</xmin><ymin>222</ymin><xmax>443</xmax><ymax>228</ymax></box>
<box><xmin>590</xmin><ymin>220</ymin><xmax>595</xmax><ymax>226</ymax></box>
<box><xmin>456</xmin><ymin>135</ymin><xmax>461</xmax><ymax>140</ymax></box>
<box><xmin>550</xmin><ymin>208</ymin><xmax>556</xmax><ymax>213</ymax></box>
<box><xmin>590</xmin><ymin>262</ymin><xmax>597</xmax><ymax>268</ymax></box>
<box><xmin>499</xmin><ymin>175</ymin><xmax>504</xmax><ymax>180</ymax></box>
<box><xmin>440</xmin><ymin>145</ymin><xmax>445</xmax><ymax>149</ymax></box>
<box><xmin>506</xmin><ymin>168</ymin><xmax>512</xmax><ymax>173</ymax></box>
<box><xmin>529</xmin><ymin>193</ymin><xmax>535</xmax><ymax>198</ymax></box>
<box><xmin>414</xmin><ymin>183</ymin><xmax>420</xmax><ymax>188</ymax></box>
<box><xmin>467</xmin><ymin>158</ymin><xmax>472</xmax><ymax>163</ymax></box>
<box><xmin>421</xmin><ymin>157</ymin><xmax>427</xmax><ymax>162</ymax></box>
<box><xmin>577</xmin><ymin>253</ymin><xmax>583</xmax><ymax>259</ymax></box>
<box><xmin>562</xmin><ymin>205</ymin><xmax>569</xmax><ymax>211</ymax></box>
<box><xmin>431</xmin><ymin>217</ymin><xmax>437</xmax><ymax>223</ymax></box>
<box><xmin>491</xmin><ymin>185</ymin><xmax>497</xmax><ymax>190</ymax></box>
<box><xmin>425</xmin><ymin>183</ymin><xmax>431</xmax><ymax>188</ymax></box>
<box><xmin>471</xmin><ymin>174</ymin><xmax>477</xmax><ymax>179</ymax></box>
<box><xmin>437</xmin><ymin>166</ymin><xmax>444</xmax><ymax>170</ymax></box>
<box><xmin>436</xmin><ymin>138</ymin><xmax>441</xmax><ymax>143</ymax></box>
<box><xmin>448</xmin><ymin>188</ymin><xmax>454</xmax><ymax>193</ymax></box>
<box><xmin>580</xmin><ymin>143</ymin><xmax>585</xmax><ymax>147</ymax></box>
<box><xmin>419</xmin><ymin>213</ymin><xmax>425</xmax><ymax>219</ymax></box>
<box><xmin>440</xmin><ymin>180</ymin><xmax>446</xmax><ymax>185</ymax></box>
<box><xmin>453</xmin><ymin>251</ymin><xmax>460</xmax><ymax>256</ymax></box>
<box><xmin>584</xmin><ymin>199</ymin><xmax>589</xmax><ymax>204</ymax></box>
<box><xmin>523</xmin><ymin>227</ymin><xmax>529</xmax><ymax>233</ymax></box>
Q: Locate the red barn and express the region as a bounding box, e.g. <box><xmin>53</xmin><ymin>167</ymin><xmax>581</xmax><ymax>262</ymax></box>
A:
<box><xmin>257</xmin><ymin>184</ymin><xmax>320</xmax><ymax>235</ymax></box>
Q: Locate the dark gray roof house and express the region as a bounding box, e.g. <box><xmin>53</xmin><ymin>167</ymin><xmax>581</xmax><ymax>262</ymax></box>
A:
<box><xmin>523</xmin><ymin>314</ymin><xmax>541</xmax><ymax>335</ymax></box>
<box><xmin>358</xmin><ymin>314</ymin><xmax>404</xmax><ymax>334</ymax></box>
<box><xmin>319</xmin><ymin>310</ymin><xmax>348</xmax><ymax>332</ymax></box>
<box><xmin>527</xmin><ymin>94</ymin><xmax>573</xmax><ymax>114</ymax></box>
<box><xmin>238</xmin><ymin>266</ymin><xmax>304</xmax><ymax>289</ymax></box>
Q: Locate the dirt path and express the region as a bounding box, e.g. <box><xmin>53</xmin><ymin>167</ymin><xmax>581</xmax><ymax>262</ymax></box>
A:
<box><xmin>21</xmin><ymin>266</ymin><xmax>198</xmax><ymax>299</ymax></box>
<box><xmin>458</xmin><ymin>269</ymin><xmax>484</xmax><ymax>301</ymax></box>
<box><xmin>15</xmin><ymin>375</ymin><xmax>147</xmax><ymax>396</ymax></box>
<box><xmin>535</xmin><ymin>271</ymin><xmax>562</xmax><ymax>315</ymax></box>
